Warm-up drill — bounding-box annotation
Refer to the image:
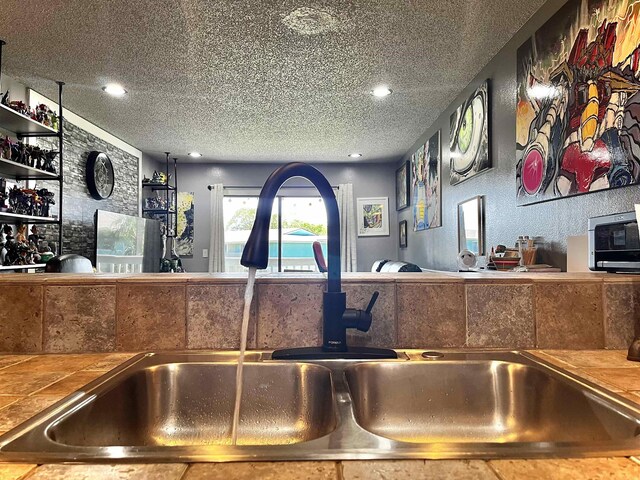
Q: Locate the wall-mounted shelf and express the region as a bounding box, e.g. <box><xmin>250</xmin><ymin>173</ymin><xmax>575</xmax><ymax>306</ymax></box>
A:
<box><xmin>0</xmin><ymin>39</ymin><xmax>65</xmax><ymax>257</ymax></box>
<box><xmin>142</xmin><ymin>182</ymin><xmax>175</xmax><ymax>191</ymax></box>
<box><xmin>0</xmin><ymin>103</ymin><xmax>58</xmax><ymax>137</ymax></box>
<box><xmin>142</xmin><ymin>209</ymin><xmax>176</xmax><ymax>215</ymax></box>
<box><xmin>0</xmin><ymin>157</ymin><xmax>59</xmax><ymax>180</ymax></box>
<box><xmin>0</xmin><ymin>211</ymin><xmax>58</xmax><ymax>224</ymax></box>
<box><xmin>0</xmin><ymin>263</ymin><xmax>46</xmax><ymax>271</ymax></box>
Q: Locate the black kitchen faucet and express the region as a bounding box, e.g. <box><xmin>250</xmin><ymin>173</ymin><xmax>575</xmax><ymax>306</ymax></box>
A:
<box><xmin>241</xmin><ymin>162</ymin><xmax>396</xmax><ymax>359</ymax></box>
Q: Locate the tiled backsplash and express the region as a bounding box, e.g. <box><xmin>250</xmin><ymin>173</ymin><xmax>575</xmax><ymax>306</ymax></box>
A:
<box><xmin>0</xmin><ymin>274</ymin><xmax>638</xmax><ymax>353</ymax></box>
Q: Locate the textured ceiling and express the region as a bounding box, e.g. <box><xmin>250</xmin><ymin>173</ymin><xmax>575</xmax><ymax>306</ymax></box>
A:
<box><xmin>0</xmin><ymin>0</ymin><xmax>546</xmax><ymax>163</ymax></box>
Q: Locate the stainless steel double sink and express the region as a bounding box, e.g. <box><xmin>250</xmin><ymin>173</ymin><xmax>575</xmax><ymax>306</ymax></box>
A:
<box><xmin>1</xmin><ymin>350</ymin><xmax>639</xmax><ymax>462</ymax></box>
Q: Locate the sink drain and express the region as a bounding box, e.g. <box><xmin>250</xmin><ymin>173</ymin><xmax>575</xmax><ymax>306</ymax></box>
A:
<box><xmin>421</xmin><ymin>351</ymin><xmax>444</xmax><ymax>360</ymax></box>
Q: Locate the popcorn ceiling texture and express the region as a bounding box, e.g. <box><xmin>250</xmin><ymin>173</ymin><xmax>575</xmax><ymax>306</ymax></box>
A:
<box><xmin>0</xmin><ymin>0</ymin><xmax>545</xmax><ymax>163</ymax></box>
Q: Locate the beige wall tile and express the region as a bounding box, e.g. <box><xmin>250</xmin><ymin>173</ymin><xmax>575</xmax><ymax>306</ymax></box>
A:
<box><xmin>603</xmin><ymin>283</ymin><xmax>638</xmax><ymax>349</ymax></box>
<box><xmin>184</xmin><ymin>462</ymin><xmax>337</xmax><ymax>480</ymax></box>
<box><xmin>397</xmin><ymin>284</ymin><xmax>466</xmax><ymax>348</ymax></box>
<box><xmin>257</xmin><ymin>283</ymin><xmax>324</xmax><ymax>349</ymax></box>
<box><xmin>116</xmin><ymin>284</ymin><xmax>186</xmax><ymax>351</ymax></box>
<box><xmin>28</xmin><ymin>464</ymin><xmax>188</xmax><ymax>480</ymax></box>
<box><xmin>344</xmin><ymin>283</ymin><xmax>396</xmax><ymax>348</ymax></box>
<box><xmin>187</xmin><ymin>285</ymin><xmax>256</xmax><ymax>349</ymax></box>
<box><xmin>490</xmin><ymin>458</ymin><xmax>639</xmax><ymax>479</ymax></box>
<box><xmin>44</xmin><ymin>286</ymin><xmax>116</xmax><ymax>353</ymax></box>
<box><xmin>466</xmin><ymin>284</ymin><xmax>534</xmax><ymax>348</ymax></box>
<box><xmin>535</xmin><ymin>283</ymin><xmax>604</xmax><ymax>349</ymax></box>
<box><xmin>342</xmin><ymin>460</ymin><xmax>498</xmax><ymax>480</ymax></box>
<box><xmin>0</xmin><ymin>285</ymin><xmax>42</xmax><ymax>353</ymax></box>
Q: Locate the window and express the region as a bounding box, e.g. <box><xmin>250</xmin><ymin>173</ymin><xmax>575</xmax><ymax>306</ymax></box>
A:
<box><xmin>223</xmin><ymin>195</ymin><xmax>328</xmax><ymax>273</ymax></box>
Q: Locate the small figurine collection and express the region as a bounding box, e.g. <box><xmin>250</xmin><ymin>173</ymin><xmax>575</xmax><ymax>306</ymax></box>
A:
<box><xmin>0</xmin><ymin>91</ymin><xmax>59</xmax><ymax>131</ymax></box>
<box><xmin>0</xmin><ymin>178</ymin><xmax>55</xmax><ymax>217</ymax></box>
<box><xmin>143</xmin><ymin>191</ymin><xmax>173</xmax><ymax>211</ymax></box>
<box><xmin>0</xmin><ymin>135</ymin><xmax>58</xmax><ymax>174</ymax></box>
<box><xmin>142</xmin><ymin>170</ymin><xmax>172</xmax><ymax>185</ymax></box>
<box><xmin>0</xmin><ymin>224</ymin><xmax>54</xmax><ymax>266</ymax></box>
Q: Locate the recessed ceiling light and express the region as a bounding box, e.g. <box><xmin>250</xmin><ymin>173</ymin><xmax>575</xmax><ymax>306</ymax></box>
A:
<box><xmin>371</xmin><ymin>86</ymin><xmax>392</xmax><ymax>98</ymax></box>
<box><xmin>188</xmin><ymin>152</ymin><xmax>202</xmax><ymax>158</ymax></box>
<box><xmin>102</xmin><ymin>83</ymin><xmax>127</xmax><ymax>97</ymax></box>
<box><xmin>348</xmin><ymin>153</ymin><xmax>362</xmax><ymax>158</ymax></box>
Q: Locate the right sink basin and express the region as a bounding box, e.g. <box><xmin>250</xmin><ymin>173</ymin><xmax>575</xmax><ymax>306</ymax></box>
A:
<box><xmin>345</xmin><ymin>357</ymin><xmax>640</xmax><ymax>444</ymax></box>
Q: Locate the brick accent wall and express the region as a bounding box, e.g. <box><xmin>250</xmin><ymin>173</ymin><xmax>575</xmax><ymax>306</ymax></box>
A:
<box><xmin>37</xmin><ymin>121</ymin><xmax>139</xmax><ymax>263</ymax></box>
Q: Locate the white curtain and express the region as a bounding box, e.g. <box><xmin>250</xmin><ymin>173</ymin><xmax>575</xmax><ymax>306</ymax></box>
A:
<box><xmin>337</xmin><ymin>183</ymin><xmax>357</xmax><ymax>272</ymax></box>
<box><xmin>208</xmin><ymin>184</ymin><xmax>225</xmax><ymax>273</ymax></box>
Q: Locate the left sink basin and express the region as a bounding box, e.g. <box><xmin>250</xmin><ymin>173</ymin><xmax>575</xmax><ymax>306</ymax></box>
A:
<box><xmin>1</xmin><ymin>352</ymin><xmax>337</xmax><ymax>452</ymax></box>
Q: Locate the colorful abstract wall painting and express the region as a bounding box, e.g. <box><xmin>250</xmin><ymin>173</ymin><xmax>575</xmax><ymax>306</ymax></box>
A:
<box><xmin>176</xmin><ymin>191</ymin><xmax>194</xmax><ymax>256</ymax></box>
<box><xmin>411</xmin><ymin>131</ymin><xmax>441</xmax><ymax>231</ymax></box>
<box><xmin>450</xmin><ymin>81</ymin><xmax>490</xmax><ymax>185</ymax></box>
<box><xmin>516</xmin><ymin>0</ymin><xmax>640</xmax><ymax>205</ymax></box>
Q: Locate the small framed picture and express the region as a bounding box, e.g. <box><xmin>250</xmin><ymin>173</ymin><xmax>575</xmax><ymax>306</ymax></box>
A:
<box><xmin>395</xmin><ymin>161</ymin><xmax>410</xmax><ymax>211</ymax></box>
<box><xmin>399</xmin><ymin>220</ymin><xmax>408</xmax><ymax>248</ymax></box>
<box><xmin>357</xmin><ymin>197</ymin><xmax>389</xmax><ymax>237</ymax></box>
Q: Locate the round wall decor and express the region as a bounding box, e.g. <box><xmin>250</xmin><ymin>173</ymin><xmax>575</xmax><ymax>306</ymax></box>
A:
<box><xmin>86</xmin><ymin>151</ymin><xmax>115</xmax><ymax>200</ymax></box>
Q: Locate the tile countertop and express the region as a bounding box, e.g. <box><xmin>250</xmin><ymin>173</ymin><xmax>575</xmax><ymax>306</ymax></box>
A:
<box><xmin>0</xmin><ymin>271</ymin><xmax>639</xmax><ymax>285</ymax></box>
<box><xmin>0</xmin><ymin>351</ymin><xmax>638</xmax><ymax>479</ymax></box>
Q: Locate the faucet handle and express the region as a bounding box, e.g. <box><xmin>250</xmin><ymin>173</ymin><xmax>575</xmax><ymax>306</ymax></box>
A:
<box><xmin>343</xmin><ymin>291</ymin><xmax>380</xmax><ymax>333</ymax></box>
<box><xmin>365</xmin><ymin>291</ymin><xmax>379</xmax><ymax>315</ymax></box>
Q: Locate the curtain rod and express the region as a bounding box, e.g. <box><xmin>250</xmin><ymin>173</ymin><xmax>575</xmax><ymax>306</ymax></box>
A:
<box><xmin>208</xmin><ymin>184</ymin><xmax>339</xmax><ymax>190</ymax></box>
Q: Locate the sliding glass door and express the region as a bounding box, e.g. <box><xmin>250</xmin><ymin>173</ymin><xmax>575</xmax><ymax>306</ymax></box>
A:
<box><xmin>223</xmin><ymin>196</ymin><xmax>327</xmax><ymax>273</ymax></box>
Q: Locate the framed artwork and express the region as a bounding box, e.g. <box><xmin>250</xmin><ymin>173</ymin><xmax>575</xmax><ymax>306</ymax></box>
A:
<box><xmin>412</xmin><ymin>131</ymin><xmax>442</xmax><ymax>231</ymax></box>
<box><xmin>516</xmin><ymin>0</ymin><xmax>640</xmax><ymax>205</ymax></box>
<box><xmin>395</xmin><ymin>161</ymin><xmax>410</xmax><ymax>210</ymax></box>
<box><xmin>450</xmin><ymin>81</ymin><xmax>490</xmax><ymax>185</ymax></box>
<box><xmin>176</xmin><ymin>191</ymin><xmax>194</xmax><ymax>256</ymax></box>
<box><xmin>357</xmin><ymin>197</ymin><xmax>389</xmax><ymax>237</ymax></box>
<box><xmin>399</xmin><ymin>220</ymin><xmax>408</xmax><ymax>248</ymax></box>
<box><xmin>457</xmin><ymin>196</ymin><xmax>485</xmax><ymax>256</ymax></box>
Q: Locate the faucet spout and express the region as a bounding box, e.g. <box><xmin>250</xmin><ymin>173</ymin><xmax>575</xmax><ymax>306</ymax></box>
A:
<box><xmin>241</xmin><ymin>162</ymin><xmax>341</xmax><ymax>293</ymax></box>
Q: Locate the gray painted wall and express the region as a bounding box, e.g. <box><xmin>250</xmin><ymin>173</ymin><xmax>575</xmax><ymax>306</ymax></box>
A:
<box><xmin>141</xmin><ymin>153</ymin><xmax>162</xmax><ymax>181</ymax></box>
<box><xmin>173</xmin><ymin>162</ymin><xmax>398</xmax><ymax>272</ymax></box>
<box><xmin>397</xmin><ymin>0</ymin><xmax>640</xmax><ymax>272</ymax></box>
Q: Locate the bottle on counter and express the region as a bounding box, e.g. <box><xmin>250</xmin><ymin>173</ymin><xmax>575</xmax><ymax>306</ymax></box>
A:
<box><xmin>517</xmin><ymin>236</ymin><xmax>525</xmax><ymax>266</ymax></box>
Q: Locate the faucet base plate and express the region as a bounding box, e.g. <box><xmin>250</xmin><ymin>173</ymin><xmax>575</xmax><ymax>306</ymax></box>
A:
<box><xmin>271</xmin><ymin>346</ymin><xmax>397</xmax><ymax>360</ymax></box>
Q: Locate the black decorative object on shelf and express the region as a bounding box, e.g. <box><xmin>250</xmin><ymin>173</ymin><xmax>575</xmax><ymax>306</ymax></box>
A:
<box><xmin>86</xmin><ymin>151</ymin><xmax>115</xmax><ymax>200</ymax></box>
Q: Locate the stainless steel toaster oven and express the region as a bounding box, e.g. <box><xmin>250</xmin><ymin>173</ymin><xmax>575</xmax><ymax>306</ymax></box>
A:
<box><xmin>588</xmin><ymin>211</ymin><xmax>640</xmax><ymax>272</ymax></box>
